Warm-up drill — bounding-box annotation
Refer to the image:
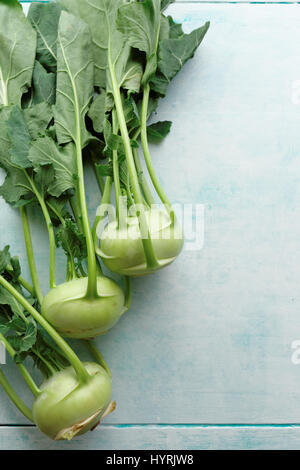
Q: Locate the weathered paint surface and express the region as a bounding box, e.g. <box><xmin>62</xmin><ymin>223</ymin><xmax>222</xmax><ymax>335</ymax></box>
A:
<box><xmin>0</xmin><ymin>1</ymin><xmax>300</xmax><ymax>449</ymax></box>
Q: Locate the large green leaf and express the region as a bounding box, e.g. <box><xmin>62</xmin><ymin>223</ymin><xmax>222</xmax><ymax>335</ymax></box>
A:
<box><xmin>60</xmin><ymin>0</ymin><xmax>143</xmax><ymax>94</ymax></box>
<box><xmin>56</xmin><ymin>218</ymin><xmax>87</xmax><ymax>267</ymax></box>
<box><xmin>159</xmin><ymin>22</ymin><xmax>210</xmax><ymax>81</ymax></box>
<box><xmin>161</xmin><ymin>0</ymin><xmax>174</xmax><ymax>11</ymax></box>
<box><xmin>151</xmin><ymin>21</ymin><xmax>210</xmax><ymax>96</ymax></box>
<box><xmin>88</xmin><ymin>91</ymin><xmax>111</xmax><ymax>134</ymax></box>
<box><xmin>5</xmin><ymin>104</ymin><xmax>53</xmax><ymax>170</ymax></box>
<box><xmin>0</xmin><ymin>104</ymin><xmax>56</xmax><ymax>206</ymax></box>
<box><xmin>24</xmin><ymin>61</ymin><xmax>56</xmax><ymax>107</ymax></box>
<box><xmin>147</xmin><ymin>120</ymin><xmax>172</xmax><ymax>143</ymax></box>
<box><xmin>7</xmin><ymin>319</ymin><xmax>37</xmax><ymax>354</ymax></box>
<box><xmin>0</xmin><ymin>107</ymin><xmax>32</xmax><ymax>205</ymax></box>
<box><xmin>23</xmin><ymin>102</ymin><xmax>53</xmax><ymax>139</ymax></box>
<box><xmin>5</xmin><ymin>106</ymin><xmax>32</xmax><ymax>169</ymax></box>
<box><xmin>117</xmin><ymin>0</ymin><xmax>161</xmax><ymax>84</ymax></box>
<box><xmin>0</xmin><ymin>246</ymin><xmax>11</xmax><ymax>274</ymax></box>
<box><xmin>54</xmin><ymin>11</ymin><xmax>94</xmax><ymax>148</ymax></box>
<box><xmin>0</xmin><ymin>3</ymin><xmax>36</xmax><ymax>106</ymax></box>
<box><xmin>29</xmin><ymin>137</ymin><xmax>77</xmax><ymax>197</ymax></box>
<box><xmin>28</xmin><ymin>2</ymin><xmax>62</xmax><ymax>72</ymax></box>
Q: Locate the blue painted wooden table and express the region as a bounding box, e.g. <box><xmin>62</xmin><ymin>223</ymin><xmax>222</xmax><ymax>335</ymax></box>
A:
<box><xmin>1</xmin><ymin>0</ymin><xmax>300</xmax><ymax>450</ymax></box>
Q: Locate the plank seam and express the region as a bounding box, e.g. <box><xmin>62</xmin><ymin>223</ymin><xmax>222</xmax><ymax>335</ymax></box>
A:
<box><xmin>19</xmin><ymin>1</ymin><xmax>300</xmax><ymax>4</ymax></box>
<box><xmin>3</xmin><ymin>424</ymin><xmax>300</xmax><ymax>428</ymax></box>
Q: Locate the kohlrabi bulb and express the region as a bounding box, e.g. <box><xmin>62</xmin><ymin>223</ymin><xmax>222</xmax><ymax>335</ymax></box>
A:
<box><xmin>33</xmin><ymin>362</ymin><xmax>115</xmax><ymax>441</ymax></box>
<box><xmin>41</xmin><ymin>277</ymin><xmax>125</xmax><ymax>339</ymax></box>
<box><xmin>99</xmin><ymin>208</ymin><xmax>184</xmax><ymax>276</ymax></box>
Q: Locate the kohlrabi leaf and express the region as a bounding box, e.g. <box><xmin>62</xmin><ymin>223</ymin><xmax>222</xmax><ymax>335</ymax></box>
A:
<box><xmin>0</xmin><ymin>108</ymin><xmax>32</xmax><ymax>204</ymax></box>
<box><xmin>117</xmin><ymin>0</ymin><xmax>161</xmax><ymax>84</ymax></box>
<box><xmin>0</xmin><ymin>168</ymin><xmax>32</xmax><ymax>206</ymax></box>
<box><xmin>0</xmin><ymin>105</ymin><xmax>61</xmax><ymax>206</ymax></box>
<box><xmin>54</xmin><ymin>11</ymin><xmax>94</xmax><ymax>148</ymax></box>
<box><xmin>5</xmin><ymin>106</ymin><xmax>32</xmax><ymax>169</ymax></box>
<box><xmin>147</xmin><ymin>120</ymin><xmax>172</xmax><ymax>143</ymax></box>
<box><xmin>161</xmin><ymin>0</ymin><xmax>174</xmax><ymax>11</ymax></box>
<box><xmin>119</xmin><ymin>95</ymin><xmax>140</xmax><ymax>136</ymax></box>
<box><xmin>152</xmin><ymin>21</ymin><xmax>210</xmax><ymax>96</ymax></box>
<box><xmin>23</xmin><ymin>102</ymin><xmax>53</xmax><ymax>139</ymax></box>
<box><xmin>0</xmin><ymin>2</ymin><xmax>36</xmax><ymax>106</ymax></box>
<box><xmin>47</xmin><ymin>195</ymin><xmax>69</xmax><ymax>224</ymax></box>
<box><xmin>60</xmin><ymin>0</ymin><xmax>143</xmax><ymax>94</ymax></box>
<box><xmin>7</xmin><ymin>318</ymin><xmax>37</xmax><ymax>354</ymax></box>
<box><xmin>34</xmin><ymin>165</ymin><xmax>56</xmax><ymax>199</ymax></box>
<box><xmin>24</xmin><ymin>61</ymin><xmax>56</xmax><ymax>107</ymax></box>
<box><xmin>28</xmin><ymin>2</ymin><xmax>62</xmax><ymax>72</ymax></box>
<box><xmin>88</xmin><ymin>92</ymin><xmax>111</xmax><ymax>134</ymax></box>
<box><xmin>29</xmin><ymin>137</ymin><xmax>76</xmax><ymax>197</ymax></box>
<box><xmin>56</xmin><ymin>218</ymin><xmax>87</xmax><ymax>268</ymax></box>
<box><xmin>59</xmin><ymin>0</ymin><xmax>106</xmax><ymax>88</ymax></box>
<box><xmin>0</xmin><ymin>285</ymin><xmax>25</xmax><ymax>318</ymax></box>
<box><xmin>167</xmin><ymin>16</ymin><xmax>184</xmax><ymax>39</ymax></box>
<box><xmin>102</xmin><ymin>118</ymin><xmax>125</xmax><ymax>158</ymax></box>
<box><xmin>5</xmin><ymin>104</ymin><xmax>53</xmax><ymax>169</ymax></box>
<box><xmin>0</xmin><ymin>246</ymin><xmax>11</xmax><ymax>274</ymax></box>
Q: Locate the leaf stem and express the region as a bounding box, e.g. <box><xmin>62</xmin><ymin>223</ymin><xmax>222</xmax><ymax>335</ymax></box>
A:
<box><xmin>20</xmin><ymin>206</ymin><xmax>44</xmax><ymax>304</ymax></box>
<box><xmin>85</xmin><ymin>340</ymin><xmax>111</xmax><ymax>378</ymax></box>
<box><xmin>108</xmin><ymin>57</ymin><xmax>159</xmax><ymax>270</ymax></box>
<box><xmin>24</xmin><ymin>173</ymin><xmax>56</xmax><ymax>289</ymax></box>
<box><xmin>93</xmin><ymin>176</ymin><xmax>112</xmax><ymax>251</ymax></box>
<box><xmin>18</xmin><ymin>276</ymin><xmax>35</xmax><ymax>297</ymax></box>
<box><xmin>141</xmin><ymin>83</ymin><xmax>173</xmax><ymax>221</ymax></box>
<box><xmin>133</xmin><ymin>146</ymin><xmax>155</xmax><ymax>206</ymax></box>
<box><xmin>112</xmin><ymin>109</ymin><xmax>121</xmax><ymax>224</ymax></box>
<box><xmin>75</xmin><ymin>134</ymin><xmax>98</xmax><ymax>300</ymax></box>
<box><xmin>0</xmin><ymin>333</ymin><xmax>41</xmax><ymax>397</ymax></box>
<box><xmin>0</xmin><ymin>368</ymin><xmax>33</xmax><ymax>422</ymax></box>
<box><xmin>32</xmin><ymin>348</ymin><xmax>56</xmax><ymax>376</ymax></box>
<box><xmin>70</xmin><ymin>196</ymin><xmax>83</xmax><ymax>233</ymax></box>
<box><xmin>92</xmin><ymin>156</ymin><xmax>105</xmax><ymax>194</ymax></box>
<box><xmin>0</xmin><ymin>276</ymin><xmax>90</xmax><ymax>385</ymax></box>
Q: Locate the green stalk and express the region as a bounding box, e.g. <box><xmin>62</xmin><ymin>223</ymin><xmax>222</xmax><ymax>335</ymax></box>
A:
<box><xmin>141</xmin><ymin>83</ymin><xmax>173</xmax><ymax>221</ymax></box>
<box><xmin>133</xmin><ymin>147</ymin><xmax>155</xmax><ymax>206</ymax></box>
<box><xmin>46</xmin><ymin>201</ymin><xmax>79</xmax><ymax>280</ymax></box>
<box><xmin>18</xmin><ymin>277</ymin><xmax>34</xmax><ymax>297</ymax></box>
<box><xmin>32</xmin><ymin>348</ymin><xmax>56</xmax><ymax>376</ymax></box>
<box><xmin>93</xmin><ymin>176</ymin><xmax>112</xmax><ymax>248</ymax></box>
<box><xmin>92</xmin><ymin>156</ymin><xmax>105</xmax><ymax>194</ymax></box>
<box><xmin>24</xmin><ymin>173</ymin><xmax>56</xmax><ymax>289</ymax></box>
<box><xmin>112</xmin><ymin>109</ymin><xmax>122</xmax><ymax>224</ymax></box>
<box><xmin>59</xmin><ymin>39</ymin><xmax>97</xmax><ymax>297</ymax></box>
<box><xmin>108</xmin><ymin>54</ymin><xmax>159</xmax><ymax>270</ymax></box>
<box><xmin>70</xmin><ymin>196</ymin><xmax>83</xmax><ymax>233</ymax></box>
<box><xmin>0</xmin><ymin>276</ymin><xmax>90</xmax><ymax>384</ymax></box>
<box><xmin>20</xmin><ymin>207</ymin><xmax>44</xmax><ymax>304</ymax></box>
<box><xmin>75</xmin><ymin>149</ymin><xmax>98</xmax><ymax>298</ymax></box>
<box><xmin>0</xmin><ymin>333</ymin><xmax>40</xmax><ymax>397</ymax></box>
<box><xmin>85</xmin><ymin>340</ymin><xmax>111</xmax><ymax>378</ymax></box>
<box><xmin>0</xmin><ymin>368</ymin><xmax>33</xmax><ymax>422</ymax></box>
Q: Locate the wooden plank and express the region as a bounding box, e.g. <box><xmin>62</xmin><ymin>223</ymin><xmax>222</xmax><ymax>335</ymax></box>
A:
<box><xmin>1</xmin><ymin>425</ymin><xmax>300</xmax><ymax>450</ymax></box>
<box><xmin>2</xmin><ymin>1</ymin><xmax>300</xmax><ymax>430</ymax></box>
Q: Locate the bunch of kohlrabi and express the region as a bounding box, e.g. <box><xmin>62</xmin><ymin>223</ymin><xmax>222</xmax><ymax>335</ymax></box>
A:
<box><xmin>0</xmin><ymin>0</ymin><xmax>209</xmax><ymax>441</ymax></box>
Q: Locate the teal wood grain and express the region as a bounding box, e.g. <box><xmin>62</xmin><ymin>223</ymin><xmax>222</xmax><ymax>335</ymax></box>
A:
<box><xmin>2</xmin><ymin>0</ymin><xmax>300</xmax><ymax>449</ymax></box>
<box><xmin>3</xmin><ymin>425</ymin><xmax>300</xmax><ymax>450</ymax></box>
